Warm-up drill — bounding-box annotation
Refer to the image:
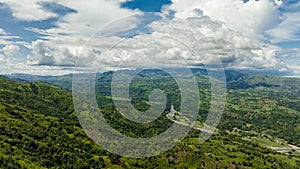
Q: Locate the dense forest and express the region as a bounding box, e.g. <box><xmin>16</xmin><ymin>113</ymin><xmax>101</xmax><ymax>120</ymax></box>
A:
<box><xmin>1</xmin><ymin>69</ymin><xmax>300</xmax><ymax>168</ymax></box>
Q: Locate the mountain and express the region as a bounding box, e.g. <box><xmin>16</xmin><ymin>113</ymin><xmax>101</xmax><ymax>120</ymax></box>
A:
<box><xmin>5</xmin><ymin>73</ymin><xmax>74</xmax><ymax>90</ymax></box>
<box><xmin>1</xmin><ymin>70</ymin><xmax>300</xmax><ymax>168</ymax></box>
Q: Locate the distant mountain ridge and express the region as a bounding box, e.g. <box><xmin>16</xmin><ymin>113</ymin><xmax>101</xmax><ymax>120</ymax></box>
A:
<box><xmin>5</xmin><ymin>68</ymin><xmax>299</xmax><ymax>91</ymax></box>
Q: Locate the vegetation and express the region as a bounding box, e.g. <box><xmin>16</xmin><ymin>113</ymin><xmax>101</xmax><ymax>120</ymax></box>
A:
<box><xmin>1</xmin><ymin>69</ymin><xmax>300</xmax><ymax>168</ymax></box>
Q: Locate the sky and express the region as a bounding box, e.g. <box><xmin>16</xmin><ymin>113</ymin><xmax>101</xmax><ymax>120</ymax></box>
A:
<box><xmin>0</xmin><ymin>0</ymin><xmax>299</xmax><ymax>76</ymax></box>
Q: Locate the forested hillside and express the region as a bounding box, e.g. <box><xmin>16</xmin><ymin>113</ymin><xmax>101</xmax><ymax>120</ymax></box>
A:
<box><xmin>1</xmin><ymin>70</ymin><xmax>300</xmax><ymax>168</ymax></box>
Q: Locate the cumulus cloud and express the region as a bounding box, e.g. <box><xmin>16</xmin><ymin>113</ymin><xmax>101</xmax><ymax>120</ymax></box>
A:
<box><xmin>25</xmin><ymin>1</ymin><xmax>289</xmax><ymax>74</ymax></box>
<box><xmin>2</xmin><ymin>44</ymin><xmax>20</xmax><ymax>56</ymax></box>
<box><xmin>0</xmin><ymin>44</ymin><xmax>27</xmax><ymax>64</ymax></box>
<box><xmin>1</xmin><ymin>0</ymin><xmax>299</xmax><ymax>76</ymax></box>
<box><xmin>28</xmin><ymin>39</ymin><xmax>81</xmax><ymax>66</ymax></box>
<box><xmin>88</xmin><ymin>15</ymin><xmax>284</xmax><ymax>72</ymax></box>
<box><xmin>0</xmin><ymin>28</ymin><xmax>7</xmax><ymax>35</ymax></box>
<box><xmin>27</xmin><ymin>35</ymin><xmax>123</xmax><ymax>68</ymax></box>
<box><xmin>0</xmin><ymin>0</ymin><xmax>143</xmax><ymax>74</ymax></box>
<box><xmin>165</xmin><ymin>0</ymin><xmax>284</xmax><ymax>40</ymax></box>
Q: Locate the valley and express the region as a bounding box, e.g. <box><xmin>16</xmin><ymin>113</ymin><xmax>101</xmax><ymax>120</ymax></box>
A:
<box><xmin>1</xmin><ymin>69</ymin><xmax>300</xmax><ymax>168</ymax></box>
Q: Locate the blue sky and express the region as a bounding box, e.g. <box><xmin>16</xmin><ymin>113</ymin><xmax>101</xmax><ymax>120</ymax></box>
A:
<box><xmin>121</xmin><ymin>0</ymin><xmax>171</xmax><ymax>12</ymax></box>
<box><xmin>0</xmin><ymin>0</ymin><xmax>299</xmax><ymax>76</ymax></box>
<box><xmin>0</xmin><ymin>2</ymin><xmax>74</xmax><ymax>43</ymax></box>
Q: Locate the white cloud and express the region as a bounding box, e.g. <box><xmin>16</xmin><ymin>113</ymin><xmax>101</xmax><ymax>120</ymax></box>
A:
<box><xmin>0</xmin><ymin>0</ymin><xmax>143</xmax><ymax>75</ymax></box>
<box><xmin>285</xmin><ymin>64</ymin><xmax>300</xmax><ymax>77</ymax></box>
<box><xmin>25</xmin><ymin>7</ymin><xmax>290</xmax><ymax>75</ymax></box>
<box><xmin>27</xmin><ymin>39</ymin><xmax>81</xmax><ymax>66</ymax></box>
<box><xmin>276</xmin><ymin>48</ymin><xmax>300</xmax><ymax>58</ymax></box>
<box><xmin>1</xmin><ymin>0</ymin><xmax>141</xmax><ymax>35</ymax></box>
<box><xmin>165</xmin><ymin>0</ymin><xmax>284</xmax><ymax>40</ymax></box>
<box><xmin>0</xmin><ymin>28</ymin><xmax>7</xmax><ymax>35</ymax></box>
<box><xmin>27</xmin><ymin>35</ymin><xmax>123</xmax><ymax>67</ymax></box>
<box><xmin>148</xmin><ymin>16</ymin><xmax>284</xmax><ymax>70</ymax></box>
<box><xmin>266</xmin><ymin>12</ymin><xmax>300</xmax><ymax>43</ymax></box>
<box><xmin>2</xmin><ymin>0</ymin><xmax>142</xmax><ymax>37</ymax></box>
<box><xmin>2</xmin><ymin>44</ymin><xmax>20</xmax><ymax>56</ymax></box>
<box><xmin>0</xmin><ymin>0</ymin><xmax>57</xmax><ymax>21</ymax></box>
<box><xmin>0</xmin><ymin>62</ymin><xmax>77</xmax><ymax>75</ymax></box>
<box><xmin>1</xmin><ymin>0</ymin><xmax>300</xmax><ymax>76</ymax></box>
<box><xmin>0</xmin><ymin>43</ymin><xmax>81</xmax><ymax>75</ymax></box>
<box><xmin>50</xmin><ymin>0</ymin><xmax>142</xmax><ymax>36</ymax></box>
<box><xmin>0</xmin><ymin>27</ymin><xmax>23</xmax><ymax>46</ymax></box>
<box><xmin>29</xmin><ymin>15</ymin><xmax>284</xmax><ymax>73</ymax></box>
<box><xmin>0</xmin><ymin>44</ymin><xmax>28</xmax><ymax>64</ymax></box>
<box><xmin>0</xmin><ymin>30</ymin><xmax>21</xmax><ymax>45</ymax></box>
<box><xmin>0</xmin><ymin>54</ymin><xmax>5</xmax><ymax>63</ymax></box>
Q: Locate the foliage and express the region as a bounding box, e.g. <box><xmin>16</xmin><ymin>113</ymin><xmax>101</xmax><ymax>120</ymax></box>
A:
<box><xmin>1</xmin><ymin>69</ymin><xmax>300</xmax><ymax>168</ymax></box>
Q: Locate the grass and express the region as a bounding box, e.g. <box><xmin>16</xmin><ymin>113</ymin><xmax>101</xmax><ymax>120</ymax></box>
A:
<box><xmin>252</xmin><ymin>137</ymin><xmax>288</xmax><ymax>147</ymax></box>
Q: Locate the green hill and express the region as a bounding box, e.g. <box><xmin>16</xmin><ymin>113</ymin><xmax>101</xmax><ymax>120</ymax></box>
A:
<box><xmin>1</xmin><ymin>70</ymin><xmax>300</xmax><ymax>168</ymax></box>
